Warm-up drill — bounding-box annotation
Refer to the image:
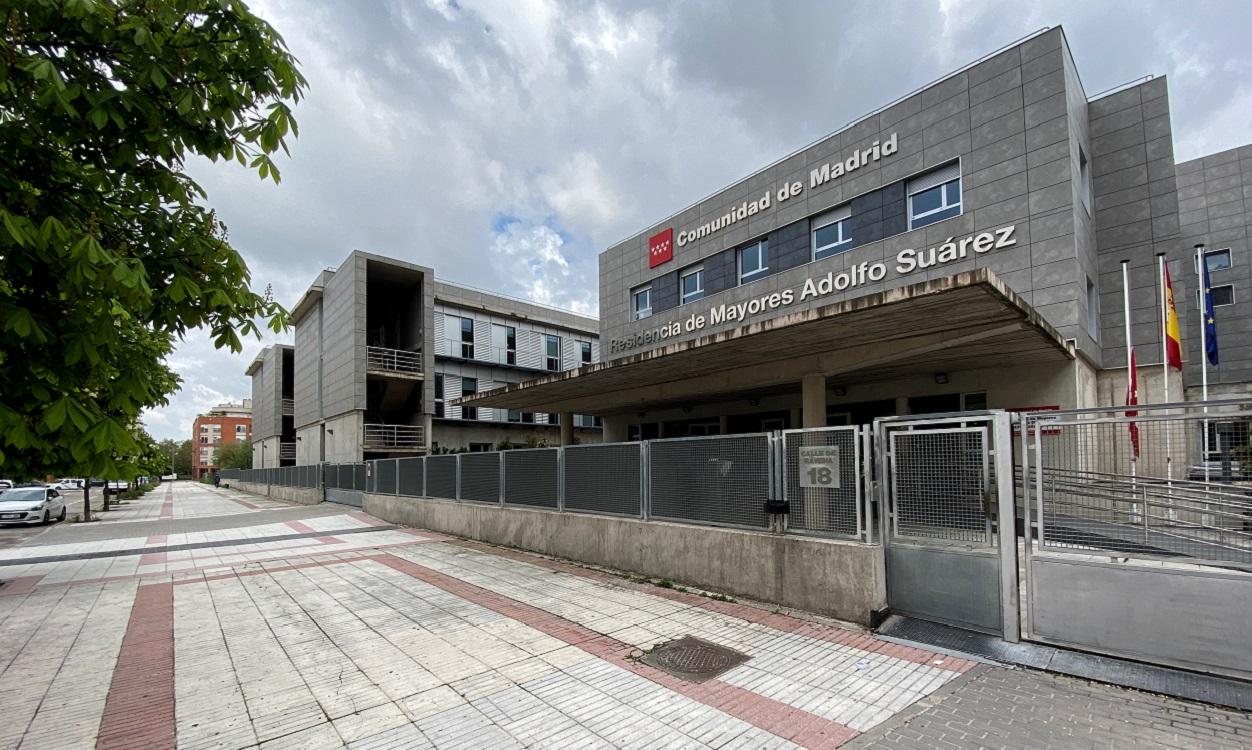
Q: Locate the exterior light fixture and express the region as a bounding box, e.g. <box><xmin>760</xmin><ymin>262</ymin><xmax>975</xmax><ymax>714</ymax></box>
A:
<box><xmin>934</xmin><ymin>372</ymin><xmax>949</xmax><ymax>384</ymax></box>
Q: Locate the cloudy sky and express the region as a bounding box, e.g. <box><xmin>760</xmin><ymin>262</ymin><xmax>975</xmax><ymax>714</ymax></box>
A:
<box><xmin>143</xmin><ymin>0</ymin><xmax>1252</xmax><ymax>440</ymax></box>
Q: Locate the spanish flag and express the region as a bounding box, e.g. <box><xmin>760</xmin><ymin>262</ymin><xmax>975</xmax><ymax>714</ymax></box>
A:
<box><xmin>1163</xmin><ymin>264</ymin><xmax>1183</xmax><ymax>370</ymax></box>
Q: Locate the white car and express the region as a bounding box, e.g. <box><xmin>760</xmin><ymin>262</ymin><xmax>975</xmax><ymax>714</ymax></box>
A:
<box><xmin>51</xmin><ymin>478</ymin><xmax>84</xmax><ymax>491</ymax></box>
<box><xmin>0</xmin><ymin>480</ymin><xmax>13</xmax><ymax>491</ymax></box>
<box><xmin>0</xmin><ymin>486</ymin><xmax>67</xmax><ymax>525</ymax></box>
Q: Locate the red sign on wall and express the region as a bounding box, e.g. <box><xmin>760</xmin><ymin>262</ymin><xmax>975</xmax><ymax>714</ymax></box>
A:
<box><xmin>648</xmin><ymin>228</ymin><xmax>674</xmax><ymax>268</ymax></box>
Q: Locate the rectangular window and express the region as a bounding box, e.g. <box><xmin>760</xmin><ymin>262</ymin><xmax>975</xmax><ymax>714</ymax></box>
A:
<box><xmin>1198</xmin><ymin>248</ymin><xmax>1232</xmax><ymax>273</ymax></box>
<box><xmin>632</xmin><ymin>285</ymin><xmax>652</xmax><ymax>320</ymax></box>
<box><xmin>738</xmin><ymin>239</ymin><xmax>769</xmax><ymax>284</ymax></box>
<box><xmin>1079</xmin><ymin>147</ymin><xmax>1092</xmax><ymax>213</ymax></box>
<box><xmin>1197</xmin><ymin>285</ymin><xmax>1236</xmax><ymax>308</ymax></box>
<box><xmin>548</xmin><ymin>413</ymin><xmax>559</xmax><ymax>425</ymax></box>
<box><xmin>961</xmin><ymin>391</ymin><xmax>988</xmax><ymax>411</ymax></box>
<box><xmin>908</xmin><ymin>162</ymin><xmax>962</xmax><ymax>229</ymax></box>
<box><xmin>491</xmin><ymin>324</ymin><xmax>516</xmax><ymax>365</ymax></box>
<box><xmin>812</xmin><ymin>205</ymin><xmax>853</xmax><ymax>260</ymax></box>
<box><xmin>522</xmin><ymin>412</ymin><xmax>535</xmax><ymax>424</ymax></box>
<box><xmin>468</xmin><ymin>442</ymin><xmax>493</xmax><ymax>453</ymax></box>
<box><xmin>433</xmin><ymin>374</ymin><xmax>445</xmax><ymax>418</ymax></box>
<box><xmin>236</xmin><ymin>424</ymin><xmax>247</xmax><ymax>434</ymax></box>
<box><xmin>459</xmin><ymin>317</ymin><xmax>474</xmax><ymax>359</ymax></box>
<box><xmin>544</xmin><ymin>335</ymin><xmax>560</xmax><ymax>371</ymax></box>
<box><xmin>461</xmin><ymin>377</ymin><xmax>477</xmax><ymax>420</ymax></box>
<box><xmin>507</xmin><ymin>409</ymin><xmax>521</xmax><ymax>423</ymax></box>
<box><xmin>1086</xmin><ymin>277</ymin><xmax>1099</xmax><ymax>340</ymax></box>
<box><xmin>680</xmin><ymin>266</ymin><xmax>704</xmax><ymax>304</ymax></box>
<box><xmin>579</xmin><ymin>340</ymin><xmax>592</xmax><ymax>364</ymax></box>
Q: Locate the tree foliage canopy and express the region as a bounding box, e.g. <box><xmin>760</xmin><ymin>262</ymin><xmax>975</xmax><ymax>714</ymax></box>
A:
<box><xmin>0</xmin><ymin>0</ymin><xmax>305</xmax><ymax>478</ymax></box>
<box><xmin>215</xmin><ymin>437</ymin><xmax>250</xmax><ymax>470</ymax></box>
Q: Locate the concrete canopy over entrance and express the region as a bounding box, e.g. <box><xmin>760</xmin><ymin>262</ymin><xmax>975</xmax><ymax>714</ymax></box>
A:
<box><xmin>455</xmin><ymin>269</ymin><xmax>1074</xmax><ymax>416</ymax></box>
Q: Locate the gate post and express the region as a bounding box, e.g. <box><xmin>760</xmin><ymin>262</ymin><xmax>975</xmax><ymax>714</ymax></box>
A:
<box><xmin>498</xmin><ymin>452</ymin><xmax>505</xmax><ymax>506</ymax></box>
<box><xmin>640</xmin><ymin>441</ymin><xmax>650</xmax><ymax>520</ymax></box>
<box><xmin>993</xmin><ymin>411</ymin><xmax>1021</xmax><ymax>643</ymax></box>
<box><xmin>557</xmin><ymin>447</ymin><xmax>565</xmax><ymax>512</ymax></box>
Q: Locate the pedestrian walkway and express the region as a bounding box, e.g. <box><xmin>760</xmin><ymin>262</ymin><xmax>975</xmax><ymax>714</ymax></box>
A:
<box><xmin>0</xmin><ymin>481</ymin><xmax>1245</xmax><ymax>749</ymax></box>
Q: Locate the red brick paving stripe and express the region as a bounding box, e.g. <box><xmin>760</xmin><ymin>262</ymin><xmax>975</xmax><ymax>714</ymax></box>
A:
<box><xmin>285</xmin><ymin>520</ymin><xmax>318</xmax><ymax>534</ymax></box>
<box><xmin>0</xmin><ymin>576</ymin><xmax>43</xmax><ymax>597</ymax></box>
<box><xmin>158</xmin><ymin>485</ymin><xmax>174</xmax><ymax>521</ymax></box>
<box><xmin>145</xmin><ymin>534</ymin><xmax>167</xmax><ymax>546</ymax></box>
<box><xmin>348</xmin><ymin>510</ymin><xmax>387</xmax><ymax>527</ymax></box>
<box><xmin>449</xmin><ymin>539</ymin><xmax>975</xmax><ymax>674</ymax></box>
<box><xmin>97</xmin><ymin>581</ymin><xmax>175</xmax><ymax>750</ymax></box>
<box><xmin>138</xmin><ymin>552</ymin><xmax>167</xmax><ymax>566</ymax></box>
<box><xmin>374</xmin><ymin>553</ymin><xmax>860</xmax><ymax>749</ymax></box>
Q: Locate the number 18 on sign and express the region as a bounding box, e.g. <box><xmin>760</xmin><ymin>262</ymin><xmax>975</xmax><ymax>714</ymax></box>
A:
<box><xmin>798</xmin><ymin>445</ymin><xmax>840</xmax><ymax>489</ymax></box>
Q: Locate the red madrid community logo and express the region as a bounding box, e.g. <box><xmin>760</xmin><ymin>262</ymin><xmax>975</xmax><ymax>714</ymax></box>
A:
<box><xmin>649</xmin><ymin>228</ymin><xmax>673</xmax><ymax>268</ymax></box>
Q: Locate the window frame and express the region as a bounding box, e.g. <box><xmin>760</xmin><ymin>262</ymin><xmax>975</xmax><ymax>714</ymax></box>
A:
<box><xmin>461</xmin><ymin>376</ymin><xmax>477</xmax><ymax>420</ymax></box>
<box><xmin>434</xmin><ymin>374</ymin><xmax>445</xmax><ymax>418</ymax></box>
<box><xmin>1085</xmin><ymin>277</ymin><xmax>1099</xmax><ymax>341</ymax></box>
<box><xmin>738</xmin><ymin>239</ymin><xmax>769</xmax><ymax>285</ymax></box>
<box><xmin>1197</xmin><ymin>248</ymin><xmax>1233</xmax><ymax>274</ymax></box>
<box><xmin>459</xmin><ymin>316</ymin><xmax>474</xmax><ymax>359</ymax></box>
<box><xmin>491</xmin><ymin>323</ymin><xmax>516</xmax><ymax>365</ymax></box>
<box><xmin>907</xmin><ymin>164</ymin><xmax>963</xmax><ymax>230</ymax></box>
<box><xmin>812</xmin><ymin>206</ymin><xmax>854</xmax><ymax>261</ymax></box>
<box><xmin>1197</xmin><ymin>285</ymin><xmax>1236</xmax><ymax>308</ymax></box>
<box><xmin>579</xmin><ymin>340</ymin><xmax>592</xmax><ymax>365</ymax></box>
<box><xmin>632</xmin><ymin>285</ymin><xmax>652</xmax><ymax>320</ymax></box>
<box><xmin>961</xmin><ymin>391</ymin><xmax>988</xmax><ymax>411</ymax></box>
<box><xmin>543</xmin><ymin>334</ymin><xmax>561</xmax><ymax>372</ymax></box>
<box><xmin>1078</xmin><ymin>146</ymin><xmax>1092</xmax><ymax>214</ymax></box>
<box><xmin>680</xmin><ymin>265</ymin><xmax>705</xmax><ymax>304</ymax></box>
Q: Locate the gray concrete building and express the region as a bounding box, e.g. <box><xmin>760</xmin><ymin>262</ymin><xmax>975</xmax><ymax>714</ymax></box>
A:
<box><xmin>251</xmin><ymin>251</ymin><xmax>601</xmax><ymax>467</ymax></box>
<box><xmin>461</xmin><ymin>27</ymin><xmax>1250</xmax><ymax>454</ymax></box>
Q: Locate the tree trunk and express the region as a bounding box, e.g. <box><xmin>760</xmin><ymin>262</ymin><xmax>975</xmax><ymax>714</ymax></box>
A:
<box><xmin>82</xmin><ymin>484</ymin><xmax>92</xmax><ymax>522</ymax></box>
<box><xmin>102</xmin><ymin>485</ymin><xmax>110</xmax><ymax>513</ymax></box>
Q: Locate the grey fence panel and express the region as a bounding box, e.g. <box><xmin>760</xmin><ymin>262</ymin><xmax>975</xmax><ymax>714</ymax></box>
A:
<box><xmin>564</xmin><ymin>443</ymin><xmax>642</xmax><ymax>516</ymax></box>
<box><xmin>325</xmin><ymin>464</ymin><xmax>339</xmax><ymax>490</ymax></box>
<box><xmin>397</xmin><ymin>457</ymin><xmax>424</xmax><ymax>496</ymax></box>
<box><xmin>460</xmin><ymin>452</ymin><xmax>501</xmax><ymax>503</ymax></box>
<box><xmin>503</xmin><ymin>449</ymin><xmax>559</xmax><ymax>508</ymax></box>
<box><xmin>650</xmin><ymin>434</ymin><xmax>770</xmax><ymax>529</ymax></box>
<box><xmin>353</xmin><ymin>464</ymin><xmax>368</xmax><ymax>491</ymax></box>
<box><xmin>376</xmin><ymin>459</ymin><xmax>399</xmax><ymax>495</ymax></box>
<box><xmin>427</xmin><ymin>456</ymin><xmax>458</xmax><ymax>498</ymax></box>
<box><xmin>784</xmin><ymin>427</ymin><xmax>862</xmax><ymax>538</ymax></box>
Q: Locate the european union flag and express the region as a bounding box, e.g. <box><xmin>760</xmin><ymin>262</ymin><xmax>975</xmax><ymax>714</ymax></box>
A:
<box><xmin>1203</xmin><ymin>261</ymin><xmax>1220</xmax><ymax>366</ymax></box>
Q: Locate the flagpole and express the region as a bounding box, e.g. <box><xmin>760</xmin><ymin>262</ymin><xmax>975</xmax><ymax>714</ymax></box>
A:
<box><xmin>1157</xmin><ymin>252</ymin><xmax>1175</xmax><ymax>520</ymax></box>
<box><xmin>1196</xmin><ymin>243</ymin><xmax>1210</xmax><ymax>485</ymax></box>
<box><xmin>1121</xmin><ymin>260</ymin><xmax>1137</xmax><ymax>522</ymax></box>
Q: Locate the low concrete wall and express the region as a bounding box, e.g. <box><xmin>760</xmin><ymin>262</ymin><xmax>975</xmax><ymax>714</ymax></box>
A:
<box><xmin>226</xmin><ymin>480</ymin><xmax>322</xmax><ymax>506</ymax></box>
<box><xmin>363</xmin><ymin>493</ymin><xmax>887</xmax><ymax>626</ymax></box>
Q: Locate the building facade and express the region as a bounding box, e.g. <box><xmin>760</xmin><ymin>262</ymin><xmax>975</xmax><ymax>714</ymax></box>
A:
<box><xmin>191</xmin><ymin>400</ymin><xmax>252</xmax><ymax>479</ymax></box>
<box><xmin>255</xmin><ymin>251</ymin><xmax>601</xmax><ymax>467</ymax></box>
<box><xmin>461</xmin><ymin>27</ymin><xmax>1250</xmax><ymax>453</ymax></box>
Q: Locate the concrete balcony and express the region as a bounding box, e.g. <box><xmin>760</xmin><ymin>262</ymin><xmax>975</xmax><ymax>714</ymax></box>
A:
<box><xmin>366</xmin><ymin>346</ymin><xmax>423</xmax><ymax>379</ymax></box>
<box><xmin>363</xmin><ymin>423</ymin><xmax>426</xmax><ymax>452</ymax></box>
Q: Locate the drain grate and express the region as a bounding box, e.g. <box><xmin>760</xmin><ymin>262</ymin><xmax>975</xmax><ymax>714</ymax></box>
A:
<box><xmin>640</xmin><ymin>636</ymin><xmax>750</xmax><ymax>683</ymax></box>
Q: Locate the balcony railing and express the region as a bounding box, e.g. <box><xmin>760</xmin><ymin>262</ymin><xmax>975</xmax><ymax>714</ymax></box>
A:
<box><xmin>279</xmin><ymin>442</ymin><xmax>296</xmax><ymax>460</ymax></box>
<box><xmin>367</xmin><ymin>346</ymin><xmax>422</xmax><ymax>375</ymax></box>
<box><xmin>363</xmin><ymin>423</ymin><xmax>425</xmax><ymax>450</ymax></box>
<box><xmin>281</xmin><ymin>398</ymin><xmax>294</xmax><ymax>416</ymax></box>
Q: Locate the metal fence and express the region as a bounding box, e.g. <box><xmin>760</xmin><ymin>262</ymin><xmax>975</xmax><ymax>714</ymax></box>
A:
<box><xmin>220</xmin><ymin>428</ymin><xmax>881</xmax><ymax>540</ymax></box>
<box><xmin>1024</xmin><ymin>400</ymin><xmax>1252</xmax><ymax>567</ymax></box>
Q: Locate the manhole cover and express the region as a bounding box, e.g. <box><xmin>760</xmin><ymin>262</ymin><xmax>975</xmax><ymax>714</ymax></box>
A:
<box><xmin>640</xmin><ymin>636</ymin><xmax>750</xmax><ymax>682</ymax></box>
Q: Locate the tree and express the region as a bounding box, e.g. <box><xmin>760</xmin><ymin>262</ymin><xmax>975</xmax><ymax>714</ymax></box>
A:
<box><xmin>156</xmin><ymin>438</ymin><xmax>192</xmax><ymax>476</ymax></box>
<box><xmin>216</xmin><ymin>438</ymin><xmax>250</xmax><ymax>470</ymax></box>
<box><xmin>0</xmin><ymin>1</ymin><xmax>306</xmax><ymax>481</ymax></box>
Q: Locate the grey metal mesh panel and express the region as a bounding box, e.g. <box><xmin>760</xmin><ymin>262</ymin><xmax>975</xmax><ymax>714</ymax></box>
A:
<box><xmin>504</xmin><ymin>449</ymin><xmax>559</xmax><ymax>508</ymax></box>
<box><xmin>427</xmin><ymin>456</ymin><xmax>457</xmax><ymax>498</ymax></box>
<box><xmin>353</xmin><ymin>464</ymin><xmax>367</xmax><ymax>491</ymax></box>
<box><xmin>370</xmin><ymin>459</ymin><xmax>394</xmax><ymax>494</ymax></box>
<box><xmin>564</xmin><ymin>443</ymin><xmax>641</xmax><ymax>516</ymax></box>
<box><xmin>785</xmin><ymin>428</ymin><xmax>861</xmax><ymax>537</ymax></box>
<box><xmin>325</xmin><ymin>464</ymin><xmax>338</xmax><ymax>489</ymax></box>
<box><xmin>891</xmin><ymin>429</ymin><xmax>990</xmax><ymax>543</ymax></box>
<box><xmin>397</xmin><ymin>457</ymin><xmax>424</xmax><ymax>496</ymax></box>
<box><xmin>1033</xmin><ymin>410</ymin><xmax>1252</xmax><ymax>565</ymax></box>
<box><xmin>650</xmin><ymin>435</ymin><xmax>770</xmax><ymax>528</ymax></box>
<box><xmin>459</xmin><ymin>452</ymin><xmax>500</xmax><ymax>503</ymax></box>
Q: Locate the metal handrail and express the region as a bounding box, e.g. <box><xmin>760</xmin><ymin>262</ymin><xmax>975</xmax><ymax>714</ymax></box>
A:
<box><xmin>281</xmin><ymin>398</ymin><xmax>294</xmax><ymax>416</ymax></box>
<box><xmin>363</xmin><ymin>423</ymin><xmax>424</xmax><ymax>449</ymax></box>
<box><xmin>366</xmin><ymin>346</ymin><xmax>422</xmax><ymax>374</ymax></box>
<box><xmin>279</xmin><ymin>442</ymin><xmax>296</xmax><ymax>460</ymax></box>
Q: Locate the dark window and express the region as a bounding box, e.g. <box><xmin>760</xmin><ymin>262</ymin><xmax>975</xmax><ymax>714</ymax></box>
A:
<box><xmin>579</xmin><ymin>340</ymin><xmax>592</xmax><ymax>364</ymax></box>
<box><xmin>507</xmin><ymin>410</ymin><xmax>521</xmax><ymax>423</ymax></box>
<box><xmin>1198</xmin><ymin>285</ymin><xmax>1236</xmax><ymax>308</ymax></box>
<box><xmin>434</xmin><ymin>374</ymin><xmax>445</xmax><ymax>418</ymax></box>
<box><xmin>548</xmin><ymin>413</ymin><xmax>559</xmax><ymax>425</ymax></box>
<box><xmin>461</xmin><ymin>377</ymin><xmax>477</xmax><ymax>420</ymax></box>
<box><xmin>544</xmin><ymin>335</ymin><xmax>560</xmax><ymax>371</ymax></box>
<box><xmin>460</xmin><ymin>317</ymin><xmax>474</xmax><ymax>359</ymax></box>
<box><xmin>522</xmin><ymin>412</ymin><xmax>534</xmax><ymax>424</ymax></box>
<box><xmin>492</xmin><ymin>324</ymin><xmax>516</xmax><ymax>365</ymax></box>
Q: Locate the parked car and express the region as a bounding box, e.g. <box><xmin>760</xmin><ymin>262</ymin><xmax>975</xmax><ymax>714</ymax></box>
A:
<box><xmin>161</xmin><ymin>473</ymin><xmax>177</xmax><ymax>481</ymax></box>
<box><xmin>105</xmin><ymin>480</ymin><xmax>130</xmax><ymax>492</ymax></box>
<box><xmin>51</xmin><ymin>478</ymin><xmax>84</xmax><ymax>491</ymax></box>
<box><xmin>0</xmin><ymin>486</ymin><xmax>67</xmax><ymax>525</ymax></box>
<box><xmin>0</xmin><ymin>480</ymin><xmax>13</xmax><ymax>490</ymax></box>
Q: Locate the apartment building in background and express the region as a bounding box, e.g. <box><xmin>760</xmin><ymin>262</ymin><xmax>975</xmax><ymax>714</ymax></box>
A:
<box><xmin>190</xmin><ymin>399</ymin><xmax>252</xmax><ymax>479</ymax></box>
<box><xmin>253</xmin><ymin>251</ymin><xmax>600</xmax><ymax>467</ymax></box>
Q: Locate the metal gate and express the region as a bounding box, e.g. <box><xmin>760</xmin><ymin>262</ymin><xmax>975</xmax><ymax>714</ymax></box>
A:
<box><xmin>876</xmin><ymin>412</ymin><xmax>1018</xmax><ymax>639</ymax></box>
<box><xmin>323</xmin><ymin>463</ymin><xmax>365</xmax><ymax>507</ymax></box>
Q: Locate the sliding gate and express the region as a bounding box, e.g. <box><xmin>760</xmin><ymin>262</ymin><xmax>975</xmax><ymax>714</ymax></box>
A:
<box><xmin>876</xmin><ymin>412</ymin><xmax>1019</xmax><ymax>639</ymax></box>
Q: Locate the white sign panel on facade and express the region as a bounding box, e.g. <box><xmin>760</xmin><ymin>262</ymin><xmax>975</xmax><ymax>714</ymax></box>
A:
<box><xmin>798</xmin><ymin>445</ymin><xmax>840</xmax><ymax>489</ymax></box>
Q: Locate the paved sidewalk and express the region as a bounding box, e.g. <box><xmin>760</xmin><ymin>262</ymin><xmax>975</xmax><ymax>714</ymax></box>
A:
<box><xmin>0</xmin><ymin>481</ymin><xmax>1244</xmax><ymax>749</ymax></box>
